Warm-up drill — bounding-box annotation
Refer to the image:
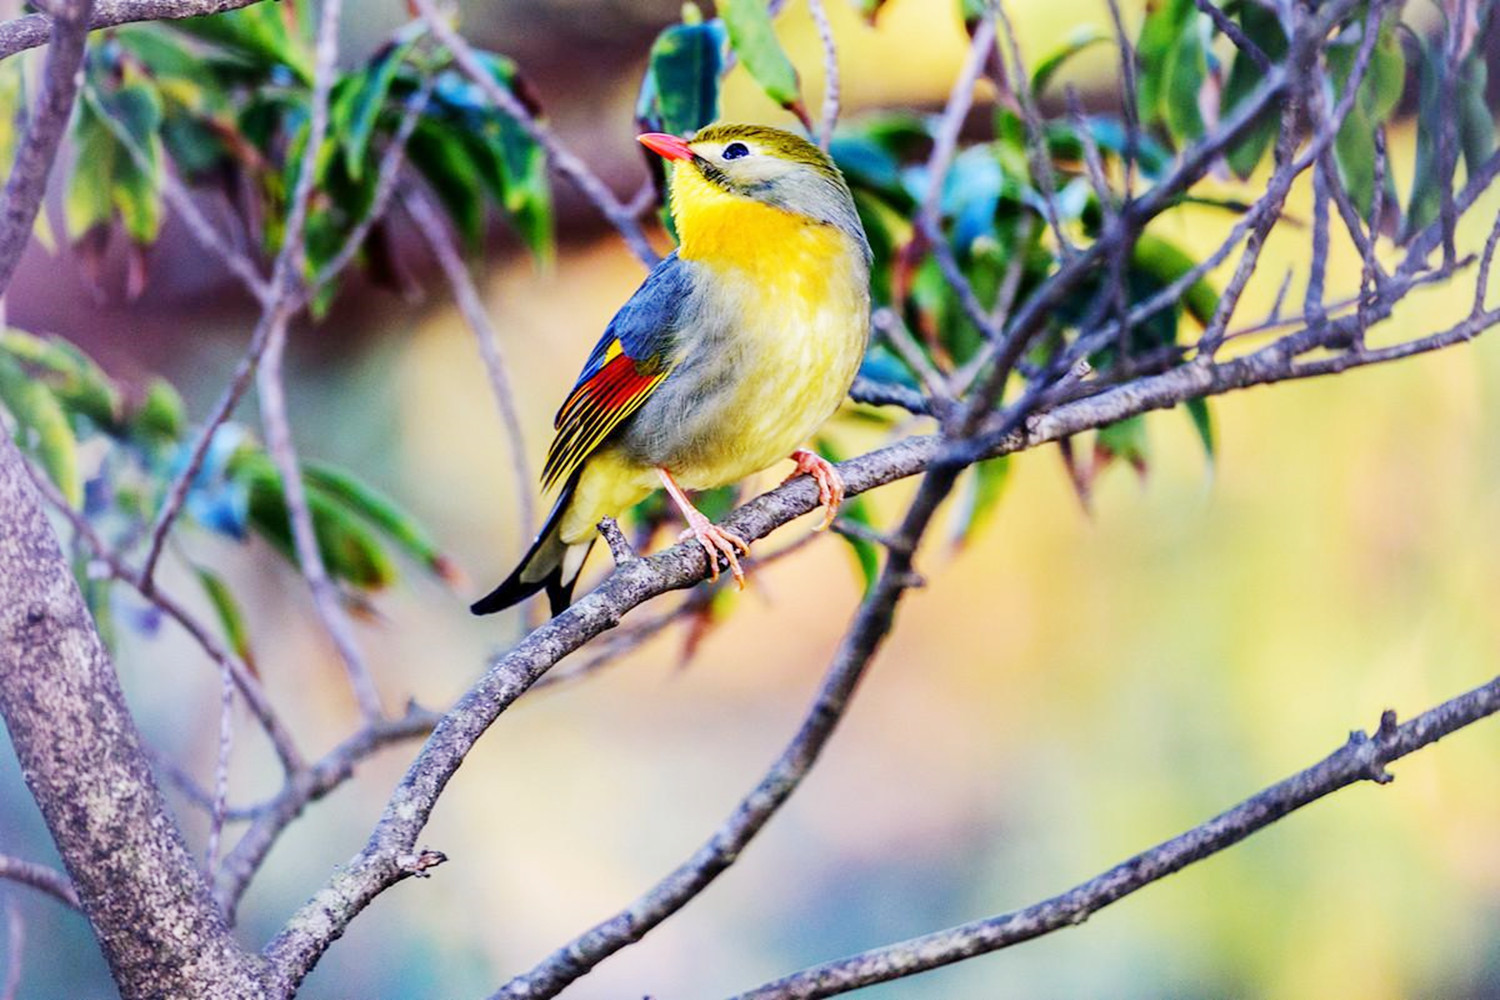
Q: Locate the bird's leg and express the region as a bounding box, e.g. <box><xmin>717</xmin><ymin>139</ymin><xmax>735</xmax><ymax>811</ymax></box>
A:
<box><xmin>656</xmin><ymin>467</ymin><xmax>750</xmax><ymax>588</ymax></box>
<box><xmin>783</xmin><ymin>448</ymin><xmax>845</xmax><ymax>531</ymax></box>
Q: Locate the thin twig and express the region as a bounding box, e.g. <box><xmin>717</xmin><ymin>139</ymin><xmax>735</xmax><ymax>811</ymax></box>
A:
<box><xmin>1103</xmin><ymin>0</ymin><xmax>1140</xmax><ymax>198</ymax></box>
<box><xmin>254</xmin><ymin>0</ymin><xmax>385</xmax><ymax>721</ymax></box>
<box><xmin>80</xmin><ymin>81</ymin><xmax>270</xmax><ymax>302</ymax></box>
<box><xmin>992</xmin><ymin>0</ymin><xmax>1074</xmax><ymax>261</ymax></box>
<box><xmin>216</xmin><ymin>705</ymin><xmax>439</xmax><ymax>919</ymax></box>
<box><xmin>309</xmin><ymin>71</ymin><xmax>433</xmax><ymax>293</ymax></box>
<box><xmin>1194</xmin><ymin>0</ymin><xmax>1270</xmax><ymax>71</ymax></box>
<box><xmin>403</xmin><ymin>187</ymin><xmax>536</xmax><ymax>535</ymax></box>
<box><xmin>138</xmin><ymin>309</ymin><xmax>275</xmax><ymax>591</ymax></box>
<box><xmin>0</xmin><ymin>856</ymin><xmax>78</xmax><ymax>910</ymax></box>
<box><xmin>0</xmin><ymin>0</ymin><xmax>266</xmax><ymax>62</ymax></box>
<box><xmin>912</xmin><ymin>15</ymin><xmax>1001</xmax><ymax>343</ymax></box>
<box><xmin>256</xmin><ymin>307</ymin><xmax>384</xmax><ymax>719</ymax></box>
<box><xmin>0</xmin><ymin>0</ymin><xmax>94</xmax><ymax>295</ymax></box>
<box><xmin>806</xmin><ymin>0</ymin><xmax>839</xmax><ymax>149</ymax></box>
<box><xmin>872</xmin><ymin>307</ymin><xmax>953</xmax><ymax>405</ymax></box>
<box><xmin>203</xmin><ymin>660</ymin><xmax>235</xmax><ymax>874</ymax></box>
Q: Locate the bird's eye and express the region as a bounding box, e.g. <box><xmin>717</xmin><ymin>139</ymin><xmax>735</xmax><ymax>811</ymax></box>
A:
<box><xmin>722</xmin><ymin>142</ymin><xmax>750</xmax><ymax>160</ymax></box>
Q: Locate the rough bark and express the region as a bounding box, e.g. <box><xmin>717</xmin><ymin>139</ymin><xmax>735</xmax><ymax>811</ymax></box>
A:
<box><xmin>0</xmin><ymin>434</ymin><xmax>266</xmax><ymax>998</ymax></box>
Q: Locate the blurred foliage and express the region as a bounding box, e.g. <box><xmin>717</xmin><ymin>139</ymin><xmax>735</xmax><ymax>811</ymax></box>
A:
<box><xmin>65</xmin><ymin>0</ymin><xmax>554</xmax><ymax>305</ymax></box>
<box><xmin>0</xmin><ymin>328</ymin><xmax>458</xmax><ymax>660</ymax></box>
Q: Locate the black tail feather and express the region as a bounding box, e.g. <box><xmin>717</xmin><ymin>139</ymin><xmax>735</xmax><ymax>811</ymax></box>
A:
<box><xmin>470</xmin><ymin>473</ymin><xmax>582</xmax><ymax>616</ymax></box>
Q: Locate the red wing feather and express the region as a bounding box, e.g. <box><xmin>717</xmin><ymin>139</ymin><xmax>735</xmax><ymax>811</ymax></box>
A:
<box><xmin>542</xmin><ymin>347</ymin><xmax>667</xmax><ymax>490</ymax></box>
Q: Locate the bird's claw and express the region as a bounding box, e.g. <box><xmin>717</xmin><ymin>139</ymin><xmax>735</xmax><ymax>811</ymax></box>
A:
<box><xmin>679</xmin><ymin>518</ymin><xmax>750</xmax><ymax>589</ymax></box>
<box><xmin>785</xmin><ymin>449</ymin><xmax>845</xmax><ymax>531</ymax></box>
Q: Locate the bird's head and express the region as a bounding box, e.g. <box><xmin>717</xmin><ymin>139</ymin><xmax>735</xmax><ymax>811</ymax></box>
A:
<box><xmin>639</xmin><ymin>124</ymin><xmax>870</xmax><ymax>264</ymax></box>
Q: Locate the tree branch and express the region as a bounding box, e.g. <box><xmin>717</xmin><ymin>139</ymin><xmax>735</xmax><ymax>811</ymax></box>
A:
<box><xmin>0</xmin><ymin>0</ymin><xmax>94</xmax><ymax>295</ymax></box>
<box><xmin>403</xmin><ymin>186</ymin><xmax>536</xmax><ymax>537</ymax></box>
<box><xmin>0</xmin><ymin>0</ymin><xmax>266</xmax><ymax>62</ymax></box>
<box><xmin>0</xmin><ymin>433</ymin><xmax>267</xmax><ymax>998</ymax></box>
<box><xmin>0</xmin><ymin>856</ymin><xmax>78</xmax><ymax>910</ymax></box>
<box><xmin>732</xmin><ymin>676</ymin><xmax>1500</xmax><ymax>998</ymax></box>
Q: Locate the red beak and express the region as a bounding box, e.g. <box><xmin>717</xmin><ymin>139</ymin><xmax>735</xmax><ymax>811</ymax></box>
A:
<box><xmin>637</xmin><ymin>132</ymin><xmax>694</xmax><ymax>162</ymax></box>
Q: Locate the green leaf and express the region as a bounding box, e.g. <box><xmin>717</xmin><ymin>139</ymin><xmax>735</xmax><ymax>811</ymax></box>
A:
<box><xmin>408</xmin><ymin>120</ymin><xmax>486</xmax><ymax>250</ymax></box>
<box><xmin>169</xmin><ymin>2</ymin><xmax>313</xmax><ymax>84</ymax></box>
<box><xmin>1404</xmin><ymin>34</ymin><xmax>1441</xmax><ymax>239</ymax></box>
<box><xmin>1132</xmin><ymin>232</ymin><xmax>1218</xmax><ymax>327</ymax></box>
<box><xmin>193</xmin><ymin>565</ymin><xmax>256</xmax><ymax>672</ymax></box>
<box><xmin>302</xmin><ymin>462</ymin><xmax>459</xmax><ymax>583</ymax></box>
<box><xmin>0</xmin><ymin>55</ymin><xmax>23</xmax><ymax>173</ymax></box>
<box><xmin>639</xmin><ymin>19</ymin><xmax>726</xmax><ymax>137</ymax></box>
<box><xmin>0</xmin><ymin>355</ymin><xmax>82</xmax><ymax>507</ymax></box>
<box><xmin>1185</xmin><ymin>396</ymin><xmax>1215</xmax><ymax>466</ymax></box>
<box><xmin>1458</xmin><ymin>55</ymin><xmax>1495</xmax><ymax>176</ymax></box>
<box><xmin>1031</xmin><ymin>27</ymin><xmax>1109</xmax><ymax>96</ymax></box>
<box><xmin>235</xmin><ymin>451</ymin><xmax>399</xmax><ymax>591</ymax></box>
<box><xmin>0</xmin><ymin>329</ymin><xmax>122</xmax><ymax>429</ymax></box>
<box><xmin>1220</xmin><ymin>1</ymin><xmax>1288</xmax><ymax>178</ymax></box>
<box><xmin>1137</xmin><ymin>0</ymin><xmax>1200</xmax><ymax>136</ymax></box>
<box><xmin>1161</xmin><ymin>14</ymin><xmax>1207</xmax><ymax>144</ymax></box>
<box><xmin>132</xmin><ymin>377</ymin><xmax>185</xmax><ymax>442</ymax></box>
<box><xmin>952</xmin><ymin>454</ymin><xmax>1011</xmax><ymax>548</ymax></box>
<box><xmin>342</xmin><ymin>36</ymin><xmax>420</xmax><ymax>181</ymax></box>
<box><xmin>719</xmin><ymin>0</ymin><xmax>805</xmax><ymax>114</ymax></box>
<box><xmin>1329</xmin><ymin>22</ymin><xmax>1404</xmax><ymax>216</ymax></box>
<box><xmin>66</xmin><ymin>101</ymin><xmax>120</xmax><ymax>240</ymax></box>
<box><xmin>1096</xmin><ymin>414</ymin><xmax>1150</xmax><ymax>475</ymax></box>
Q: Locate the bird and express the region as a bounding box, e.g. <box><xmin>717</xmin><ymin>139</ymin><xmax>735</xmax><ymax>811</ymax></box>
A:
<box><xmin>471</xmin><ymin>123</ymin><xmax>872</xmax><ymax>617</ymax></box>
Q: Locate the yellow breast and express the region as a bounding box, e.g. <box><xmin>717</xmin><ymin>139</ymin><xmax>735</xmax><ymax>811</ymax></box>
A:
<box><xmin>669</xmin><ymin>166</ymin><xmax>870</xmax><ymax>489</ymax></box>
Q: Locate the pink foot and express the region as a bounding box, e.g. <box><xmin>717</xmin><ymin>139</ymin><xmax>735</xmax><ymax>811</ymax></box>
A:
<box><xmin>784</xmin><ymin>449</ymin><xmax>845</xmax><ymax>531</ymax></box>
<box><xmin>657</xmin><ymin>467</ymin><xmax>750</xmax><ymax>588</ymax></box>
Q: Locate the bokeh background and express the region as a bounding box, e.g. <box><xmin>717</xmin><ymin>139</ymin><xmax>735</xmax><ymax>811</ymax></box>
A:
<box><xmin>4</xmin><ymin>0</ymin><xmax>1500</xmax><ymax>997</ymax></box>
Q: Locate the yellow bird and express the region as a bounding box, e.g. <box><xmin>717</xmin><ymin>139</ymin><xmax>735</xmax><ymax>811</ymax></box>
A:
<box><xmin>472</xmin><ymin>123</ymin><xmax>871</xmax><ymax>616</ymax></box>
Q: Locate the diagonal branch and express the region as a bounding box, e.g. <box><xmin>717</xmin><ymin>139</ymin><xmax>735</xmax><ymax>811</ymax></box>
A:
<box><xmin>0</xmin><ymin>855</ymin><xmax>79</xmax><ymax>910</ymax></box>
<box><xmin>0</xmin><ymin>0</ymin><xmax>267</xmax><ymax>63</ymax></box>
<box><xmin>402</xmin><ymin>186</ymin><xmax>536</xmax><ymax>536</ymax></box>
<box><xmin>732</xmin><ymin>676</ymin><xmax>1500</xmax><ymax>998</ymax></box>
<box><xmin>0</xmin><ymin>0</ymin><xmax>95</xmax><ymax>296</ymax></box>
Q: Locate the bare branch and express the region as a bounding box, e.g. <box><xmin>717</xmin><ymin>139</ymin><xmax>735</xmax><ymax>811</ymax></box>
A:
<box><xmin>403</xmin><ymin>187</ymin><xmax>537</xmax><ymax>536</ymax></box>
<box><xmin>1193</xmin><ymin>0</ymin><xmax>1270</xmax><ymax>71</ymax></box>
<box><xmin>732</xmin><ymin>674</ymin><xmax>1500</xmax><ymax>998</ymax></box>
<box><xmin>253</xmin><ymin>0</ymin><xmax>385</xmax><ymax>721</ymax></box>
<box><xmin>0</xmin><ymin>856</ymin><xmax>79</xmax><ymax>910</ymax></box>
<box><xmin>0</xmin><ymin>0</ymin><xmax>95</xmax><ymax>295</ymax></box>
<box><xmin>0</xmin><ymin>0</ymin><xmax>267</xmax><ymax>62</ymax></box>
<box><xmin>256</xmin><ymin>307</ymin><xmax>384</xmax><ymax>719</ymax></box>
<box><xmin>806</xmin><ymin>0</ymin><xmax>839</xmax><ymax>149</ymax></box>
<box><xmin>139</xmin><ymin>308</ymin><xmax>275</xmax><ymax>590</ymax></box>
<box><xmin>992</xmin><ymin>0</ymin><xmax>1073</xmax><ymax>260</ymax></box>
<box><xmin>216</xmin><ymin>705</ymin><xmax>439</xmax><ymax>920</ymax></box>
